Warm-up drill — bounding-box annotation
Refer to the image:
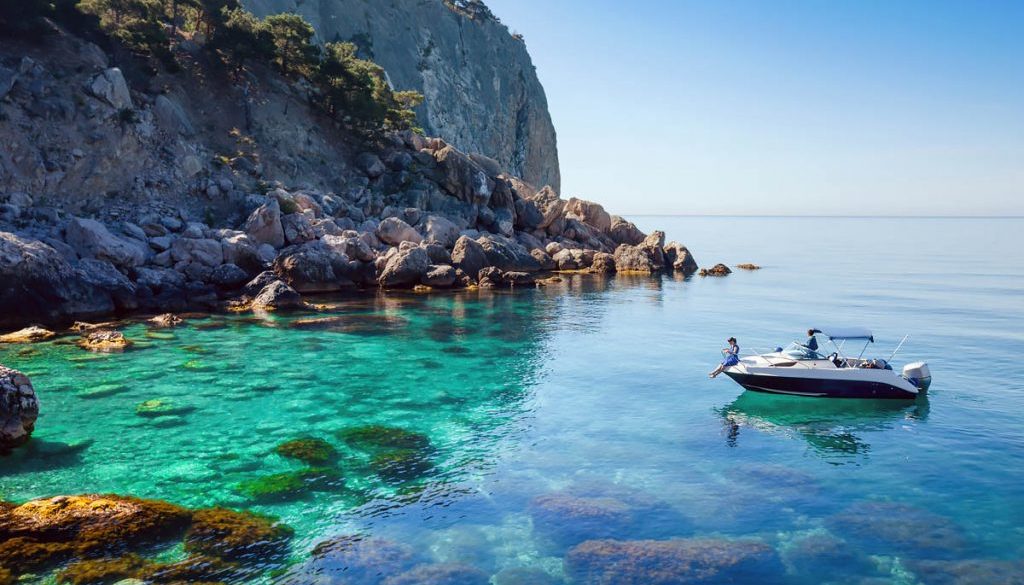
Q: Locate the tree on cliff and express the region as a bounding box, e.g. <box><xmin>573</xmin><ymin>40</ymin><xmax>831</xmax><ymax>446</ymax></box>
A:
<box><xmin>209</xmin><ymin>7</ymin><xmax>274</xmax><ymax>72</ymax></box>
<box><xmin>77</xmin><ymin>0</ymin><xmax>169</xmax><ymax>57</ymax></box>
<box><xmin>264</xmin><ymin>13</ymin><xmax>319</xmax><ymax>78</ymax></box>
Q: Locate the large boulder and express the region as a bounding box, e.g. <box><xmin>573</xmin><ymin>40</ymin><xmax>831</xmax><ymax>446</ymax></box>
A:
<box><xmin>170</xmin><ymin>238</ymin><xmax>223</xmax><ymax>268</ymax></box>
<box><xmin>0</xmin><ymin>233</ymin><xmax>114</xmax><ymax>329</ymax></box>
<box><xmin>378</xmin><ymin>247</ymin><xmax>430</xmax><ymax>288</ymax></box>
<box><xmin>244</xmin><ymin>199</ymin><xmax>285</xmax><ymax>249</ymax></box>
<box><xmin>0</xmin><ymin>366</ymin><xmax>38</xmax><ymax>453</ymax></box>
<box><xmin>76</xmin><ymin>259</ymin><xmax>138</xmax><ymax>311</ymax></box>
<box><xmin>220</xmin><ymin>234</ymin><xmax>263</xmax><ymax>274</ymax></box>
<box><xmin>322</xmin><ymin>234</ymin><xmax>374</xmax><ymax>263</ymax></box>
<box><xmin>86</xmin><ymin>67</ymin><xmax>133</xmax><ymax>110</ymax></box>
<box><xmin>251</xmin><ymin>281</ymin><xmax>303</xmax><ymax>310</ymax></box>
<box><xmin>281</xmin><ymin>213</ymin><xmax>316</xmax><ymax>246</ymax></box>
<box><xmin>153</xmin><ymin>94</ymin><xmax>194</xmax><ymax>136</ymax></box>
<box><xmin>418</xmin><ymin>215</ymin><xmax>460</xmax><ymax>248</ymax></box>
<box><xmin>377</xmin><ymin>217</ymin><xmax>423</xmax><ymax>246</ymax></box>
<box><xmin>433</xmin><ymin>145</ymin><xmax>493</xmax><ymax>205</ymax></box>
<box><xmin>477</xmin><ymin>235</ymin><xmax>542</xmax><ymax>273</ymax></box>
<box><xmin>450</xmin><ymin>236</ymin><xmax>488</xmax><ymax>278</ymax></box>
<box><xmin>664</xmin><ymin>241</ymin><xmax>699</xmax><ymax>275</ymax></box>
<box><xmin>421</xmin><ymin>264</ymin><xmax>457</xmax><ymax>288</ymax></box>
<box><xmin>527</xmin><ymin>186</ymin><xmax>566</xmax><ymax>232</ymax></box>
<box><xmin>564</xmin><ymin>198</ymin><xmax>612</xmax><ymax>234</ymax></box>
<box><xmin>65</xmin><ymin>217</ymin><xmax>146</xmax><ymax>268</ymax></box>
<box><xmin>564</xmin><ymin>538</ymin><xmax>782</xmax><ymax>585</ymax></box>
<box><xmin>612</xmin><ymin>230</ymin><xmax>667</xmax><ymax>274</ymax></box>
<box><xmin>273</xmin><ymin>243</ymin><xmax>351</xmax><ymax>293</ymax></box>
<box><xmin>608</xmin><ymin>216</ymin><xmax>646</xmax><ymax>246</ymax></box>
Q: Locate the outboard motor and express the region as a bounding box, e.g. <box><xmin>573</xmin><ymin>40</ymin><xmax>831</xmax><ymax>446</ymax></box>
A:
<box><xmin>902</xmin><ymin>362</ymin><xmax>932</xmax><ymax>392</ymax></box>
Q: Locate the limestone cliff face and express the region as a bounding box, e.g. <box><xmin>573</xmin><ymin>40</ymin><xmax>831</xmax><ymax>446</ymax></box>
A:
<box><xmin>243</xmin><ymin>0</ymin><xmax>560</xmax><ymax>192</ymax></box>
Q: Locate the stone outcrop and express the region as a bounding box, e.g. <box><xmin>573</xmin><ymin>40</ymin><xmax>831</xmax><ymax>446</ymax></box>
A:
<box><xmin>0</xmin><ymin>366</ymin><xmax>38</xmax><ymax>453</ymax></box>
<box><xmin>244</xmin><ymin>0</ymin><xmax>560</xmax><ymax>191</ymax></box>
<box><xmin>699</xmin><ymin>263</ymin><xmax>732</xmax><ymax>277</ymax></box>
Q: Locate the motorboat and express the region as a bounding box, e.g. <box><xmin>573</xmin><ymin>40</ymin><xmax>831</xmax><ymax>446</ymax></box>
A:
<box><xmin>721</xmin><ymin>327</ymin><xmax>931</xmax><ymax>400</ymax></box>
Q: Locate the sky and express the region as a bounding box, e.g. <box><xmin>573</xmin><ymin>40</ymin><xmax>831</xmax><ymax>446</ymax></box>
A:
<box><xmin>484</xmin><ymin>0</ymin><xmax>1024</xmax><ymax>216</ymax></box>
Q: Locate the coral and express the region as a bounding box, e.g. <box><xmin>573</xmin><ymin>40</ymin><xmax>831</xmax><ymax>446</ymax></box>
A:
<box><xmin>184</xmin><ymin>507</ymin><xmax>293</xmax><ymax>563</ymax></box>
<box><xmin>337</xmin><ymin>425</ymin><xmax>432</xmax><ymax>452</ymax></box>
<box><xmin>274</xmin><ymin>437</ymin><xmax>338</xmax><ymax>465</ymax></box>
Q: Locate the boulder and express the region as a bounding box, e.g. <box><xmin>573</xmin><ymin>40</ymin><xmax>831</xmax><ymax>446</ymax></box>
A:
<box><xmin>664</xmin><ymin>242</ymin><xmax>699</xmax><ymax>276</ymax></box>
<box><xmin>322</xmin><ymin>234</ymin><xmax>374</xmax><ymax>263</ymax></box>
<box><xmin>148</xmin><ymin>314</ymin><xmax>183</xmax><ymax>328</ymax></box>
<box><xmin>530</xmin><ymin>249</ymin><xmax>556</xmax><ymax>271</ymax></box>
<box><xmin>185</xmin><ymin>507</ymin><xmax>293</xmax><ymax>563</ymax></box>
<box><xmin>527</xmin><ymin>186</ymin><xmax>566</xmax><ymax>231</ymax></box>
<box><xmin>242</xmin><ymin>271</ymin><xmax>279</xmax><ymax>296</ymax></box>
<box><xmin>0</xmin><ymin>366</ymin><xmax>39</xmax><ymax>453</ymax></box>
<box><xmin>244</xmin><ymin>200</ymin><xmax>285</xmax><ymax>249</ymax></box>
<box><xmin>564</xmin><ymin>538</ymin><xmax>782</xmax><ymax>585</ymax></box>
<box><xmin>0</xmin><ymin>326</ymin><xmax>56</xmax><ymax>344</ymax></box>
<box><xmin>280</xmin><ymin>537</ymin><xmax>416</xmax><ymax>585</ymax></box>
<box><xmin>77</xmin><ymin>330</ymin><xmax>132</xmax><ymax>352</ymax></box>
<box><xmin>65</xmin><ymin>217</ymin><xmax>146</xmax><ymax>268</ymax></box>
<box><xmin>153</xmin><ymin>95</ymin><xmax>194</xmax><ymax>136</ymax></box>
<box><xmin>477</xmin><ymin>235</ymin><xmax>542</xmax><ymax>272</ymax></box>
<box><xmin>0</xmin><ymin>233</ymin><xmax>114</xmax><ymax>330</ymax></box>
<box><xmin>613</xmin><ymin>244</ymin><xmax>656</xmax><ymax>273</ymax></box>
<box><xmin>503</xmin><ymin>271</ymin><xmax>536</xmax><ymax>286</ymax></box>
<box><xmin>608</xmin><ymin>216</ymin><xmax>646</xmax><ymax>246</ymax></box>
<box><xmin>170</xmin><ymin>238</ymin><xmax>223</xmax><ymax>268</ymax></box>
<box><xmin>590</xmin><ymin>252</ymin><xmax>616</xmax><ymax>274</ymax></box>
<box><xmin>356</xmin><ymin>153</ymin><xmax>386</xmax><ymax>178</ymax></box>
<box><xmin>736</xmin><ymin>263</ymin><xmax>761</xmax><ymax>270</ymax></box>
<box><xmin>419</xmin><ymin>215</ymin><xmax>460</xmax><ymax>248</ymax></box>
<box><xmin>273</xmin><ymin>243</ymin><xmax>351</xmax><ymax>293</ymax></box>
<box><xmin>698</xmin><ymin>264</ymin><xmax>731</xmax><ymax>277</ymax></box>
<box><xmin>76</xmin><ymin>259</ymin><xmax>138</xmax><ymax>311</ymax></box>
<box><xmin>514</xmin><ymin>198</ymin><xmax>544</xmax><ymax>231</ymax></box>
<box><xmin>382</xmin><ymin>563</ymin><xmax>489</xmax><ymax>585</ymax></box>
<box><xmin>433</xmin><ymin>145</ymin><xmax>493</xmax><ymax>204</ymax></box>
<box><xmin>564</xmin><ymin>198</ymin><xmax>612</xmax><ymax>234</ymax></box>
<box><xmin>209</xmin><ymin>264</ymin><xmax>249</xmax><ymax>289</ymax></box>
<box><xmin>220</xmin><ymin>234</ymin><xmax>263</xmax><ymax>274</ymax></box>
<box><xmin>421</xmin><ymin>265</ymin><xmax>457</xmax><ymax>288</ymax></box>
<box><xmin>281</xmin><ymin>213</ymin><xmax>316</xmax><ymax>246</ymax></box>
<box><xmin>423</xmin><ymin>243</ymin><xmax>452</xmax><ymax>265</ymax></box>
<box><xmin>377</xmin><ymin>217</ymin><xmax>423</xmax><ymax>246</ymax></box>
<box><xmin>86</xmin><ymin>68</ymin><xmax>133</xmax><ymax>110</ymax></box>
<box><xmin>251</xmin><ymin>281</ymin><xmax>303</xmax><ymax>310</ymax></box>
<box><xmin>133</xmin><ymin>267</ymin><xmax>186</xmax><ymax>294</ymax></box>
<box><xmin>378</xmin><ymin>247</ymin><xmax>430</xmax><ymax>288</ymax></box>
<box><xmin>450</xmin><ymin>236</ymin><xmax>488</xmax><ymax>278</ymax></box>
<box><xmin>477</xmin><ymin>267</ymin><xmax>503</xmax><ymax>288</ymax></box>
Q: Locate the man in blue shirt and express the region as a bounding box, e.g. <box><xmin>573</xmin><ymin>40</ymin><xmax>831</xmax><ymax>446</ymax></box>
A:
<box><xmin>804</xmin><ymin>329</ymin><xmax>819</xmax><ymax>354</ymax></box>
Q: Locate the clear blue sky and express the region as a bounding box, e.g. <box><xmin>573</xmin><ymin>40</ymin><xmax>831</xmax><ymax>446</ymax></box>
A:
<box><xmin>485</xmin><ymin>0</ymin><xmax>1024</xmax><ymax>216</ymax></box>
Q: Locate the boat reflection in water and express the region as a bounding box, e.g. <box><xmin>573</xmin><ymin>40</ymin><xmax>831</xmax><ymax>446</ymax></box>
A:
<box><xmin>718</xmin><ymin>391</ymin><xmax>930</xmax><ymax>462</ymax></box>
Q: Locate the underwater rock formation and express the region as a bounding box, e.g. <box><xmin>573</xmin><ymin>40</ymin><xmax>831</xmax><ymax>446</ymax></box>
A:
<box><xmin>0</xmin><ymin>365</ymin><xmax>38</xmax><ymax>453</ymax></box>
<box><xmin>564</xmin><ymin>538</ymin><xmax>783</xmax><ymax>585</ymax></box>
<box><xmin>825</xmin><ymin>501</ymin><xmax>967</xmax><ymax>557</ymax></box>
<box><xmin>282</xmin><ymin>536</ymin><xmax>419</xmax><ymax>584</ymax></box>
<box><xmin>698</xmin><ymin>264</ymin><xmax>732</xmax><ymax>277</ymax></box>
<box><xmin>184</xmin><ymin>507</ymin><xmax>293</xmax><ymax>563</ymax></box>
<box><xmin>275</xmin><ymin>437</ymin><xmax>339</xmax><ymax>465</ymax></box>
<box><xmin>76</xmin><ymin>330</ymin><xmax>132</xmax><ymax>352</ymax></box>
<box><xmin>0</xmin><ymin>326</ymin><xmax>56</xmax><ymax>343</ymax></box>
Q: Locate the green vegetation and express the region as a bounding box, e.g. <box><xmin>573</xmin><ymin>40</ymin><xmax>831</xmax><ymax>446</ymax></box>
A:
<box><xmin>274</xmin><ymin>437</ymin><xmax>338</xmax><ymax>465</ymax></box>
<box><xmin>2</xmin><ymin>0</ymin><xmax>422</xmax><ymax>136</ymax></box>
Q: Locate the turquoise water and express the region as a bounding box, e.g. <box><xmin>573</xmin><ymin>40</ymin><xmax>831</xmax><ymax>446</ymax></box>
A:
<box><xmin>2</xmin><ymin>217</ymin><xmax>1023</xmax><ymax>583</ymax></box>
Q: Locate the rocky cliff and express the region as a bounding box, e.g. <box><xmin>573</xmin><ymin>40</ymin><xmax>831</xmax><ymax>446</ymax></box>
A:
<box><xmin>243</xmin><ymin>0</ymin><xmax>560</xmax><ymax>192</ymax></box>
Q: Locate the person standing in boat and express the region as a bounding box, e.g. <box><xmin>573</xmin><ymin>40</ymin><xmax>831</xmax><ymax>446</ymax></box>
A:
<box><xmin>709</xmin><ymin>337</ymin><xmax>740</xmax><ymax>378</ymax></box>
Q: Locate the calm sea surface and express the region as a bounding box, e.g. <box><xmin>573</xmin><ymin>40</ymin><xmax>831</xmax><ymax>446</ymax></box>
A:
<box><xmin>2</xmin><ymin>217</ymin><xmax>1022</xmax><ymax>584</ymax></box>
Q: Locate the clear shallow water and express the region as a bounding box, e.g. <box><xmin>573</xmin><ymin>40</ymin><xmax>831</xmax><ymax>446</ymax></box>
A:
<box><xmin>2</xmin><ymin>217</ymin><xmax>1023</xmax><ymax>584</ymax></box>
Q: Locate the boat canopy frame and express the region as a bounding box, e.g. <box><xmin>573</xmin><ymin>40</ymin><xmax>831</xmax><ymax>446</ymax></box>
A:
<box><xmin>812</xmin><ymin>327</ymin><xmax>874</xmax><ymax>343</ymax></box>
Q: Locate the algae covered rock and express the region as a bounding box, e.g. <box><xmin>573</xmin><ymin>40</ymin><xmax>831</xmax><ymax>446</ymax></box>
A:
<box><xmin>135</xmin><ymin>399</ymin><xmax>196</xmax><ymax>418</ymax></box>
<box><xmin>0</xmin><ymin>365</ymin><xmax>39</xmax><ymax>453</ymax></box>
<box><xmin>0</xmin><ymin>326</ymin><xmax>56</xmax><ymax>343</ymax></box>
<box><xmin>337</xmin><ymin>425</ymin><xmax>432</xmax><ymax>452</ymax></box>
<box><xmin>275</xmin><ymin>437</ymin><xmax>338</xmax><ymax>465</ymax></box>
<box><xmin>0</xmin><ymin>494</ymin><xmax>191</xmax><ymax>573</ymax></box>
<box><xmin>283</xmin><ymin>536</ymin><xmax>417</xmax><ymax>585</ymax></box>
<box><xmin>236</xmin><ymin>472</ymin><xmax>306</xmax><ymax>503</ymax></box>
<box><xmin>564</xmin><ymin>538</ymin><xmax>783</xmax><ymax>585</ymax></box>
<box><xmin>370</xmin><ymin>448</ymin><xmax>435</xmax><ymax>484</ymax></box>
<box><xmin>698</xmin><ymin>263</ymin><xmax>732</xmax><ymax>277</ymax></box>
<box><xmin>184</xmin><ymin>507</ymin><xmax>293</xmax><ymax>563</ymax></box>
<box><xmin>825</xmin><ymin>500</ymin><xmax>967</xmax><ymax>557</ymax></box>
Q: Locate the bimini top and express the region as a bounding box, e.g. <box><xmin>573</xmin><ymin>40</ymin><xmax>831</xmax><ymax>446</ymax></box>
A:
<box><xmin>813</xmin><ymin>327</ymin><xmax>874</xmax><ymax>342</ymax></box>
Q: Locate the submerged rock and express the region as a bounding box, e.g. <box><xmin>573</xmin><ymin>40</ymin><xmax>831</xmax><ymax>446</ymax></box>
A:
<box><xmin>275</xmin><ymin>437</ymin><xmax>338</xmax><ymax>465</ymax></box>
<box><xmin>0</xmin><ymin>366</ymin><xmax>39</xmax><ymax>453</ymax></box>
<box><xmin>283</xmin><ymin>536</ymin><xmax>417</xmax><ymax>585</ymax></box>
<box><xmin>147</xmin><ymin>313</ymin><xmax>183</xmax><ymax>328</ymax></box>
<box><xmin>736</xmin><ymin>263</ymin><xmax>761</xmax><ymax>270</ymax></box>
<box><xmin>135</xmin><ymin>399</ymin><xmax>196</xmax><ymax>418</ymax></box>
<box><xmin>905</xmin><ymin>558</ymin><xmax>1024</xmax><ymax>585</ymax></box>
<box><xmin>0</xmin><ymin>495</ymin><xmax>191</xmax><ymax>574</ymax></box>
<box><xmin>825</xmin><ymin>501</ymin><xmax>967</xmax><ymax>557</ymax></box>
<box><xmin>337</xmin><ymin>425</ymin><xmax>432</xmax><ymax>452</ymax></box>
<box><xmin>564</xmin><ymin>538</ymin><xmax>783</xmax><ymax>585</ymax></box>
<box><xmin>0</xmin><ymin>326</ymin><xmax>56</xmax><ymax>343</ymax></box>
<box><xmin>664</xmin><ymin>242</ymin><xmax>699</xmax><ymax>275</ymax></box>
<box><xmin>382</xmin><ymin>562</ymin><xmax>490</xmax><ymax>585</ymax></box>
<box><xmin>370</xmin><ymin>448</ymin><xmax>435</xmax><ymax>484</ymax></box>
<box><xmin>184</xmin><ymin>507</ymin><xmax>293</xmax><ymax>563</ymax></box>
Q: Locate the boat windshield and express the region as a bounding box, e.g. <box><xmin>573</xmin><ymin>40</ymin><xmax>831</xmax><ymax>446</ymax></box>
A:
<box><xmin>781</xmin><ymin>342</ymin><xmax>826</xmax><ymax>360</ymax></box>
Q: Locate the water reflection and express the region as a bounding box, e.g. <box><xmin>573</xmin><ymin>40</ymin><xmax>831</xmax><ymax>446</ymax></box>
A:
<box><xmin>719</xmin><ymin>392</ymin><xmax>930</xmax><ymax>462</ymax></box>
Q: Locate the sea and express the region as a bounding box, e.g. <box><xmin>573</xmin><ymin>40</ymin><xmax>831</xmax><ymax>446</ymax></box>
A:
<box><xmin>2</xmin><ymin>216</ymin><xmax>1022</xmax><ymax>584</ymax></box>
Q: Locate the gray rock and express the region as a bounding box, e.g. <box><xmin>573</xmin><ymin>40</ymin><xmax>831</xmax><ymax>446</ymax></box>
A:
<box><xmin>221</xmin><ymin>234</ymin><xmax>263</xmax><ymax>273</ymax></box>
<box><xmin>664</xmin><ymin>241</ymin><xmax>699</xmax><ymax>276</ymax></box>
<box><xmin>419</xmin><ymin>214</ymin><xmax>460</xmax><ymax>248</ymax></box>
<box><xmin>210</xmin><ymin>263</ymin><xmax>249</xmax><ymax>289</ymax></box>
<box><xmin>273</xmin><ymin>242</ymin><xmax>352</xmax><ymax>293</ymax></box>
<box><xmin>181</xmin><ymin>222</ymin><xmax>207</xmax><ymax>239</ymax></box>
<box><xmin>161</xmin><ymin>216</ymin><xmax>183</xmax><ymax>232</ymax></box>
<box><xmin>154</xmin><ymin>94</ymin><xmax>195</xmax><ymax>136</ymax></box>
<box><xmin>243</xmin><ymin>270</ymin><xmax>279</xmax><ymax>296</ymax></box>
<box><xmin>65</xmin><ymin>217</ymin><xmax>146</xmax><ymax>268</ymax></box>
<box><xmin>356</xmin><ymin>152</ymin><xmax>386</xmax><ymax>178</ymax></box>
<box><xmin>76</xmin><ymin>258</ymin><xmax>137</xmax><ymax>311</ymax></box>
<box><xmin>322</xmin><ymin>234</ymin><xmax>374</xmax><ymax>263</ymax></box>
<box><xmin>377</xmin><ymin>217</ymin><xmax>423</xmax><ymax>246</ymax></box>
<box><xmin>251</xmin><ymin>280</ymin><xmax>303</xmax><ymax>310</ymax></box>
<box><xmin>530</xmin><ymin>248</ymin><xmax>555</xmax><ymax>271</ymax></box>
<box><xmin>378</xmin><ymin>246</ymin><xmax>430</xmax><ymax>287</ymax></box>
<box><xmin>478</xmin><ymin>234</ymin><xmax>541</xmax><ymax>272</ymax></box>
<box><xmin>421</xmin><ymin>264</ymin><xmax>457</xmax><ymax>288</ymax></box>
<box><xmin>0</xmin><ymin>366</ymin><xmax>39</xmax><ymax>453</ymax></box>
<box><xmin>450</xmin><ymin>235</ymin><xmax>488</xmax><ymax>277</ymax></box>
<box><xmin>86</xmin><ymin>67</ymin><xmax>133</xmax><ymax>110</ymax></box>
<box><xmin>0</xmin><ymin>232</ymin><xmax>114</xmax><ymax>329</ymax></box>
<box><xmin>244</xmin><ymin>199</ymin><xmax>285</xmax><ymax>249</ymax></box>
<box><xmin>282</xmin><ymin>213</ymin><xmax>316</xmax><ymax>245</ymax></box>
<box><xmin>133</xmin><ymin>266</ymin><xmax>186</xmax><ymax>292</ymax></box>
<box><xmin>141</xmin><ymin>220</ymin><xmax>169</xmax><ymax>237</ymax></box>
<box><xmin>424</xmin><ymin>243</ymin><xmax>452</xmax><ymax>265</ymax></box>
<box><xmin>564</xmin><ymin>197</ymin><xmax>612</xmax><ymax>234</ymax></box>
<box><xmin>609</xmin><ymin>215</ymin><xmax>646</xmax><ymax>246</ymax></box>
<box><xmin>170</xmin><ymin>237</ymin><xmax>223</xmax><ymax>268</ymax></box>
<box><xmin>121</xmin><ymin>222</ymin><xmax>147</xmax><ymax>241</ymax></box>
